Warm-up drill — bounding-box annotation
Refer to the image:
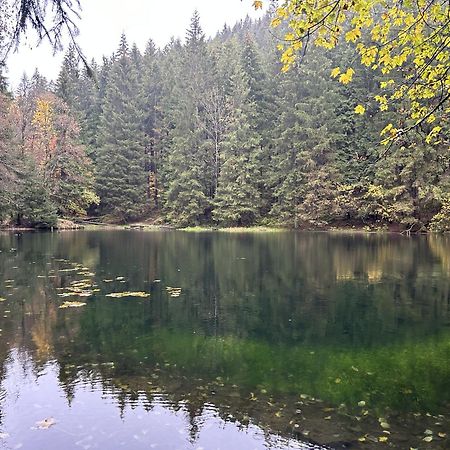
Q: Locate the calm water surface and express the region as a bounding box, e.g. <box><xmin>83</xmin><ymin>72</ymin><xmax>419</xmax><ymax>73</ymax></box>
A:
<box><xmin>0</xmin><ymin>231</ymin><xmax>449</xmax><ymax>449</ymax></box>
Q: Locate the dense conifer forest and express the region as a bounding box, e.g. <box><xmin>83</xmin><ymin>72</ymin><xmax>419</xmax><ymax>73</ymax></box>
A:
<box><xmin>1</xmin><ymin>12</ymin><xmax>449</xmax><ymax>231</ymax></box>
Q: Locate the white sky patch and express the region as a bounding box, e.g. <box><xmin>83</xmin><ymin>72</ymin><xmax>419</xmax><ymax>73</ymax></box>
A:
<box><xmin>6</xmin><ymin>0</ymin><xmax>267</xmax><ymax>90</ymax></box>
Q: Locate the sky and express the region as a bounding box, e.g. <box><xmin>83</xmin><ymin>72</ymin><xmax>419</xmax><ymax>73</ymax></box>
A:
<box><xmin>6</xmin><ymin>0</ymin><xmax>267</xmax><ymax>90</ymax></box>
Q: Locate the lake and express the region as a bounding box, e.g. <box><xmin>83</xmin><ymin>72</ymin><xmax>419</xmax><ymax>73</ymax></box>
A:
<box><xmin>0</xmin><ymin>230</ymin><xmax>449</xmax><ymax>449</ymax></box>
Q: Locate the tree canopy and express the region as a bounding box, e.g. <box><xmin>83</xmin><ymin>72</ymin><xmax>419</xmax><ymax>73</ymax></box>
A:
<box><xmin>255</xmin><ymin>0</ymin><xmax>449</xmax><ymax>145</ymax></box>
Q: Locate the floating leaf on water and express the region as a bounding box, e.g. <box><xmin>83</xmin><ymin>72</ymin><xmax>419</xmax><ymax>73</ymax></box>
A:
<box><xmin>358</xmin><ymin>400</ymin><xmax>366</xmax><ymax>407</ymax></box>
<box><xmin>358</xmin><ymin>437</ymin><xmax>366</xmax><ymax>442</ymax></box>
<box><xmin>35</xmin><ymin>418</ymin><xmax>57</xmax><ymax>429</ymax></box>
<box><xmin>103</xmin><ymin>279</ymin><xmax>114</xmax><ymax>283</ymax></box>
<box><xmin>335</xmin><ymin>378</ymin><xmax>341</xmax><ymax>384</ymax></box>
<box><xmin>166</xmin><ymin>287</ymin><xmax>182</xmax><ymax>297</ymax></box>
<box><xmin>380</xmin><ymin>422</ymin><xmax>390</xmax><ymax>429</ymax></box>
<box><xmin>0</xmin><ymin>298</ymin><xmax>6</xmax><ymax>302</ymax></box>
<box><xmin>378</xmin><ymin>436</ymin><xmax>388</xmax><ymax>442</ymax></box>
<box><xmin>275</xmin><ymin>411</ymin><xmax>282</xmax><ymax>418</ymax></box>
<box><xmin>153</xmin><ymin>279</ymin><xmax>161</xmax><ymax>283</ymax></box>
<box><xmin>324</xmin><ymin>416</ymin><xmax>331</xmax><ymax>420</ymax></box>
<box><xmin>424</xmin><ymin>429</ymin><xmax>433</xmax><ymax>435</ymax></box>
<box><xmin>438</xmin><ymin>432</ymin><xmax>446</xmax><ymax>438</ymax></box>
<box><xmin>105</xmin><ymin>292</ymin><xmax>150</xmax><ymax>298</ymax></box>
<box><xmin>116</xmin><ymin>277</ymin><xmax>126</xmax><ymax>281</ymax></box>
<box><xmin>423</xmin><ymin>436</ymin><xmax>433</xmax><ymax>442</ymax></box>
<box><xmin>58</xmin><ymin>291</ymin><xmax>92</xmax><ymax>298</ymax></box>
<box><xmin>59</xmin><ymin>301</ymin><xmax>87</xmax><ymax>309</ymax></box>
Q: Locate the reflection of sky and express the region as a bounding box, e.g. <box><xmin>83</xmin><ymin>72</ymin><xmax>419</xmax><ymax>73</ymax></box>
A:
<box><xmin>0</xmin><ymin>349</ymin><xmax>315</xmax><ymax>450</ymax></box>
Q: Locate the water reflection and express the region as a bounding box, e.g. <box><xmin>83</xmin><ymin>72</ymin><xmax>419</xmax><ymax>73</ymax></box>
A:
<box><xmin>0</xmin><ymin>231</ymin><xmax>449</xmax><ymax>449</ymax></box>
<box><xmin>1</xmin><ymin>349</ymin><xmax>315</xmax><ymax>450</ymax></box>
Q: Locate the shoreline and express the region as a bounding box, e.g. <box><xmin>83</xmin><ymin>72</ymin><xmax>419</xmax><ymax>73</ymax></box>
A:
<box><xmin>0</xmin><ymin>223</ymin><xmax>438</xmax><ymax>234</ymax></box>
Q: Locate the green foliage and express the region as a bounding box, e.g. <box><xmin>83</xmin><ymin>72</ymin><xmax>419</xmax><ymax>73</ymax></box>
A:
<box><xmin>17</xmin><ymin>159</ymin><xmax>57</xmax><ymax>227</ymax></box>
<box><xmin>96</xmin><ymin>35</ymin><xmax>148</xmax><ymax>221</ymax></box>
<box><xmin>430</xmin><ymin>196</ymin><xmax>450</xmax><ymax>232</ymax></box>
<box><xmin>2</xmin><ymin>12</ymin><xmax>449</xmax><ymax>230</ymax></box>
<box><xmin>268</xmin><ymin>0</ymin><xmax>450</xmax><ymax>145</ymax></box>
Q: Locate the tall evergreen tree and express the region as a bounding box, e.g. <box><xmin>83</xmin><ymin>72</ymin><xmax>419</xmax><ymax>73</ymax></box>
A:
<box><xmin>96</xmin><ymin>34</ymin><xmax>148</xmax><ymax>221</ymax></box>
<box><xmin>55</xmin><ymin>44</ymin><xmax>80</xmax><ymax>110</ymax></box>
<box><xmin>162</xmin><ymin>12</ymin><xmax>214</xmax><ymax>225</ymax></box>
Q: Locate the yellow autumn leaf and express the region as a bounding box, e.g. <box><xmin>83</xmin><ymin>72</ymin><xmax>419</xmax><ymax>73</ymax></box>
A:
<box><xmin>330</xmin><ymin>67</ymin><xmax>340</xmax><ymax>78</ymax></box>
<box><xmin>339</xmin><ymin>68</ymin><xmax>355</xmax><ymax>84</ymax></box>
<box><xmin>354</xmin><ymin>104</ymin><xmax>366</xmax><ymax>115</ymax></box>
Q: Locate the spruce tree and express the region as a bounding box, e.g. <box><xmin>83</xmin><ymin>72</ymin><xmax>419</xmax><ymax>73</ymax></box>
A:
<box><xmin>213</xmin><ymin>50</ymin><xmax>261</xmax><ymax>226</ymax></box>
<box><xmin>16</xmin><ymin>159</ymin><xmax>57</xmax><ymax>227</ymax></box>
<box><xmin>96</xmin><ymin>34</ymin><xmax>148</xmax><ymax>221</ymax></box>
<box><xmin>55</xmin><ymin>45</ymin><xmax>80</xmax><ymax>111</ymax></box>
<box><xmin>161</xmin><ymin>12</ymin><xmax>213</xmax><ymax>225</ymax></box>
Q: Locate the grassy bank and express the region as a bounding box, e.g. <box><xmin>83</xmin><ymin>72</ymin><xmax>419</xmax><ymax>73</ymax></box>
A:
<box><xmin>180</xmin><ymin>226</ymin><xmax>286</xmax><ymax>233</ymax></box>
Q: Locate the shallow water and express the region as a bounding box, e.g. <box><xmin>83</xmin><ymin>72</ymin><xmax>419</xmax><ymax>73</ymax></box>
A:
<box><xmin>0</xmin><ymin>230</ymin><xmax>449</xmax><ymax>449</ymax></box>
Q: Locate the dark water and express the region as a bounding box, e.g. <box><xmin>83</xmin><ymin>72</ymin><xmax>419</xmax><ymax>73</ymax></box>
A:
<box><xmin>0</xmin><ymin>230</ymin><xmax>449</xmax><ymax>450</ymax></box>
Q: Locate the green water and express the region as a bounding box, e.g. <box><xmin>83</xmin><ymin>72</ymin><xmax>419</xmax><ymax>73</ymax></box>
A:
<box><xmin>0</xmin><ymin>230</ymin><xmax>449</xmax><ymax>449</ymax></box>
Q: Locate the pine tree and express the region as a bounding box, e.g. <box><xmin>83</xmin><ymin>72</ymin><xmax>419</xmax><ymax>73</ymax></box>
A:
<box><xmin>96</xmin><ymin>34</ymin><xmax>148</xmax><ymax>221</ymax></box>
<box><xmin>213</xmin><ymin>49</ymin><xmax>261</xmax><ymax>226</ymax></box>
<box><xmin>161</xmin><ymin>12</ymin><xmax>214</xmax><ymax>225</ymax></box>
<box><xmin>55</xmin><ymin>44</ymin><xmax>80</xmax><ymax>111</ymax></box>
<box><xmin>16</xmin><ymin>159</ymin><xmax>57</xmax><ymax>227</ymax></box>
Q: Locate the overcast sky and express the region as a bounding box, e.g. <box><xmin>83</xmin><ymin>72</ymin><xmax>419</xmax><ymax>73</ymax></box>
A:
<box><xmin>6</xmin><ymin>0</ymin><xmax>267</xmax><ymax>90</ymax></box>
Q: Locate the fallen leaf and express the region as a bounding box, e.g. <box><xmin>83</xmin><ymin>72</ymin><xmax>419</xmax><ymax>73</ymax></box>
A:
<box><xmin>105</xmin><ymin>292</ymin><xmax>150</xmax><ymax>298</ymax></box>
<box><xmin>59</xmin><ymin>301</ymin><xmax>87</xmax><ymax>309</ymax></box>
<box><xmin>35</xmin><ymin>418</ymin><xmax>56</xmax><ymax>429</ymax></box>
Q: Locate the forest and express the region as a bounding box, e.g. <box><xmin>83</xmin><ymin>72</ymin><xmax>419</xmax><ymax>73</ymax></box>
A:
<box><xmin>0</xmin><ymin>11</ymin><xmax>449</xmax><ymax>231</ymax></box>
